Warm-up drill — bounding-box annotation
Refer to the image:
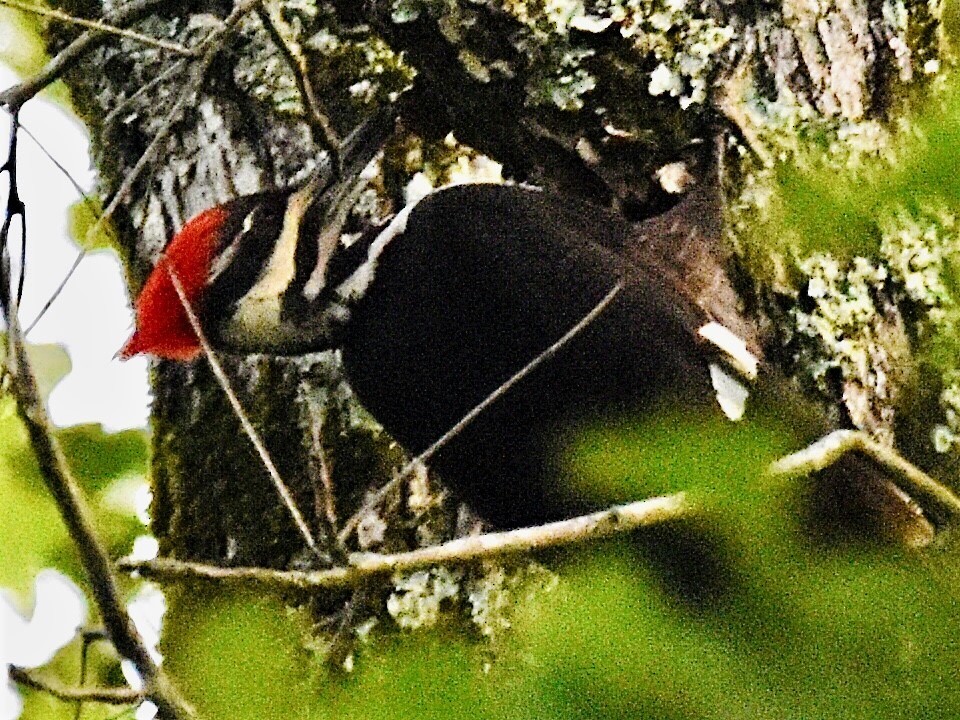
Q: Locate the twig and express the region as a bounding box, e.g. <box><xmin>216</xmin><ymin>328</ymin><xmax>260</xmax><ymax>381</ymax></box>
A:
<box><xmin>337</xmin><ymin>282</ymin><xmax>625</xmax><ymax>544</ymax></box>
<box><xmin>0</xmin><ymin>123</ymin><xmax>191</xmax><ymax>719</ymax></box>
<box><xmin>17</xmin><ymin>122</ymin><xmax>93</xmax><ymax>334</ymax></box>
<box><xmin>309</xmin><ymin>408</ymin><xmax>340</xmax><ymax>542</ymax></box>
<box><xmin>0</xmin><ymin>0</ymin><xmax>195</xmax><ymax>56</ymax></box>
<box><xmin>257</xmin><ymin>1</ymin><xmax>342</xmax><ymax>170</ymax></box>
<box><xmin>766</xmin><ymin>429</ymin><xmax>960</xmax><ymax>521</ymax></box>
<box><xmin>20</xmin><ymin>110</ymin><xmax>136</xmax><ymax>334</ymax></box>
<box><xmin>119</xmin><ymin>493</ymin><xmax>690</xmax><ymax>591</ymax></box>
<box><xmin>18</xmin><ymin>120</ymin><xmax>91</xmax><ymax>333</ymax></box>
<box><xmin>0</xmin><ymin>0</ymin><xmax>172</xmax><ymax>110</ymax></box>
<box><xmin>84</xmin><ymin>47</ymin><xmax>219</xmax><ymax>252</ymax></box>
<box><xmin>121</xmin><ymin>425</ymin><xmax>960</xmax><ymax>594</ymax></box>
<box><xmin>76</xmin><ymin>629</ymin><xmax>113</xmax><ymax>720</ymax></box>
<box><xmin>165</xmin><ymin>267</ymin><xmax>322</xmax><ymax>557</ymax></box>
<box><xmin>23</xmin><ymin>247</ymin><xmax>84</xmax><ymax>335</ymax></box>
<box><xmin>0</xmin><ymin>111</ymin><xmax>26</xmax><ymax>312</ymax></box>
<box><xmin>19</xmin><ymin>122</ymin><xmax>90</xmax><ymax>198</ymax></box>
<box><xmin>326</xmin><ymin>588</ymin><xmax>366</xmax><ymax>671</ymax></box>
<box><xmin>81</xmin><ymin>0</ymin><xmax>265</xmax><ymax>252</ymax></box>
<box><xmin>101</xmin><ymin>58</ymin><xmax>190</xmax><ymax>128</ymax></box>
<box><xmin>9</xmin><ymin>666</ymin><xmax>143</xmax><ymax>706</ymax></box>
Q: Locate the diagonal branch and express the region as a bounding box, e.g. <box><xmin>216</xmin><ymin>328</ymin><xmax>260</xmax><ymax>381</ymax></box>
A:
<box><xmin>337</xmin><ymin>282</ymin><xmax>625</xmax><ymax>544</ymax></box>
<box><xmin>0</xmin><ymin>0</ymin><xmax>195</xmax><ymax>56</ymax></box>
<box><xmin>17</xmin><ymin>121</ymin><xmax>105</xmax><ymax>335</ymax></box>
<box><xmin>9</xmin><ymin>666</ymin><xmax>144</xmax><ymax>706</ymax></box>
<box><xmin>166</xmin><ymin>267</ymin><xmax>323</xmax><ymax>557</ymax></box>
<box><xmin>120</xmin><ymin>426</ymin><xmax>960</xmax><ymax>595</ymax></box>
<box><xmin>766</xmin><ymin>429</ymin><xmax>960</xmax><ymax>522</ymax></box>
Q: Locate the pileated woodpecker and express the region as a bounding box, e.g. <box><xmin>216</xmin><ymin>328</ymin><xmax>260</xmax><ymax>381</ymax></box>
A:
<box><xmin>122</xmin><ymin>181</ymin><xmax>931</xmax><ymax>538</ymax></box>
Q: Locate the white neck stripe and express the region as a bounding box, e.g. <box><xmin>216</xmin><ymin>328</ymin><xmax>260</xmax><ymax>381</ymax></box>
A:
<box><xmin>336</xmin><ymin>198</ymin><xmax>418</xmax><ymax>301</ymax></box>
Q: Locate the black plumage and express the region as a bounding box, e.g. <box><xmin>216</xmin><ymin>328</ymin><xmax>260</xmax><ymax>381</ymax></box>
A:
<box><xmin>341</xmin><ymin>184</ymin><xmax>721</xmax><ymax>528</ymax></box>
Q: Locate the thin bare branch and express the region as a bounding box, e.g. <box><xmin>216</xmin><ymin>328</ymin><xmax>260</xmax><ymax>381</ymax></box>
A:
<box><xmin>0</xmin><ymin>0</ymin><xmax>172</xmax><ymax>110</ymax></box>
<box><xmin>18</xmin><ymin>122</ymin><xmax>90</xmax><ymax>334</ymax></box>
<box><xmin>766</xmin><ymin>429</ymin><xmax>960</xmax><ymax>521</ymax></box>
<box><xmin>119</xmin><ymin>493</ymin><xmax>690</xmax><ymax>591</ymax></box>
<box><xmin>0</xmin><ymin>122</ymin><xmax>192</xmax><ymax>720</ymax></box>
<box><xmin>102</xmin><ymin>58</ymin><xmax>190</xmax><ymax>128</ymax></box>
<box><xmin>257</xmin><ymin>1</ymin><xmax>342</xmax><ymax>169</ymax></box>
<box><xmin>309</xmin><ymin>406</ymin><xmax>341</xmax><ymax>542</ymax></box>
<box><xmin>83</xmin><ymin>0</ymin><xmax>266</xmax><ymax>251</ymax></box>
<box><xmin>0</xmin><ymin>0</ymin><xmax>195</xmax><ymax>56</ymax></box>
<box><xmin>122</xmin><ymin>423</ymin><xmax>960</xmax><ymax>595</ymax></box>
<box><xmin>9</xmin><ymin>667</ymin><xmax>143</xmax><ymax>706</ymax></box>
<box><xmin>337</xmin><ymin>282</ymin><xmax>625</xmax><ymax>544</ymax></box>
<box><xmin>23</xmin><ymin>247</ymin><xmax>84</xmax><ymax>335</ymax></box>
<box><xmin>19</xmin><ymin>122</ymin><xmax>89</xmax><ymax>198</ymax></box>
<box><xmin>165</xmin><ymin>267</ymin><xmax>322</xmax><ymax>557</ymax></box>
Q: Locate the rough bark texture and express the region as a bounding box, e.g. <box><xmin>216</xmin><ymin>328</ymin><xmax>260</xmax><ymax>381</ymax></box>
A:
<box><xmin>45</xmin><ymin>0</ymin><xmax>946</xmax><ymax>580</ymax></box>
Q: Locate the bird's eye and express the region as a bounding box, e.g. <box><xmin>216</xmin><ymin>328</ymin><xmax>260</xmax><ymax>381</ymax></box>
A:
<box><xmin>208</xmin><ymin>207</ymin><xmax>261</xmax><ymax>285</ymax></box>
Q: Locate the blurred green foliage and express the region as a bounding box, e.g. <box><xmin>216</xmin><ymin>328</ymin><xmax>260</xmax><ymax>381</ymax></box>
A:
<box><xmin>0</xmin><ymin>7</ymin><xmax>47</xmax><ymax>84</ymax></box>
<box><xmin>0</xmin><ymin>342</ymin><xmax>148</xmax><ymax>593</ymax></box>
<box><xmin>155</xmin><ymin>409</ymin><xmax>960</xmax><ymax>719</ymax></box>
<box><xmin>0</xmin><ymin>342</ymin><xmax>149</xmax><ymax>720</ymax></box>
<box><xmin>142</xmin><ymin>374</ymin><xmax>959</xmax><ymax>718</ymax></box>
<box><xmin>768</xmin><ymin>79</ymin><xmax>960</xmax><ymax>262</ymax></box>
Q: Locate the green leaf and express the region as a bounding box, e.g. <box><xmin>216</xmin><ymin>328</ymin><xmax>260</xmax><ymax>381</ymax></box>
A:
<box><xmin>56</xmin><ymin>424</ymin><xmax>148</xmax><ymax>493</ymax></box>
<box><xmin>0</xmin><ymin>410</ymin><xmax>74</xmax><ymax>593</ymax></box>
<box><xmin>0</xmin><ymin>7</ymin><xmax>73</xmax><ymax>109</ymax></box>
<box><xmin>0</xmin><ymin>7</ymin><xmax>49</xmax><ymax>82</ymax></box>
<box><xmin>0</xmin><ymin>338</ymin><xmax>72</xmax><ymax>401</ymax></box>
<box><xmin>162</xmin><ymin>589</ymin><xmax>312</xmax><ymax>720</ymax></box>
<box><xmin>67</xmin><ymin>198</ymin><xmax>118</xmax><ymax>253</ymax></box>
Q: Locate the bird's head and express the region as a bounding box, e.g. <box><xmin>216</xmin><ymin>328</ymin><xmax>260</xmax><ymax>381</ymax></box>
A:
<box><xmin>120</xmin><ymin>182</ymin><xmax>382</xmax><ymax>360</ymax></box>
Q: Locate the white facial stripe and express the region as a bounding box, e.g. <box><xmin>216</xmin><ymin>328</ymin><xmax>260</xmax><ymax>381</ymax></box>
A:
<box><xmin>709</xmin><ymin>363</ymin><xmax>749</xmax><ymax>421</ymax></box>
<box><xmin>697</xmin><ymin>322</ymin><xmax>759</xmax><ymax>380</ymax></box>
<box><xmin>336</xmin><ymin>199</ymin><xmax>417</xmax><ymax>301</ymax></box>
<box><xmin>302</xmin><ymin>175</ymin><xmax>372</xmax><ymax>302</ymax></box>
<box><xmin>228</xmin><ymin>185</ymin><xmax>313</xmax><ymax>338</ymax></box>
<box><xmin>302</xmin><ymin>223</ymin><xmax>342</xmax><ymax>301</ymax></box>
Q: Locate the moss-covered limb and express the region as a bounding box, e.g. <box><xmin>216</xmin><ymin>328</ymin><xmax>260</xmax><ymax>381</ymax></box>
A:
<box><xmin>702</xmin><ymin>0</ymin><xmax>954</xmax><ymax>486</ymax></box>
<box><xmin>332</xmin><ymin>0</ymin><xmax>732</xmax><ymax>210</ymax></box>
<box><xmin>768</xmin><ymin>428</ymin><xmax>960</xmax><ymax>525</ymax></box>
<box><xmin>119</xmin><ymin>493</ymin><xmax>691</xmax><ymax>592</ymax></box>
<box><xmin>725</xmin><ymin>84</ymin><xmax>960</xmax><ymax>481</ymax></box>
<box><xmin>321</xmin><ymin>0</ymin><xmax>936</xmax><ymax>212</ymax></box>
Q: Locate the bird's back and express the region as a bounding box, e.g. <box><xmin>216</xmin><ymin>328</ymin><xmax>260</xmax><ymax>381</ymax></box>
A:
<box><xmin>343</xmin><ymin>184</ymin><xmax>719</xmax><ymax>527</ymax></box>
